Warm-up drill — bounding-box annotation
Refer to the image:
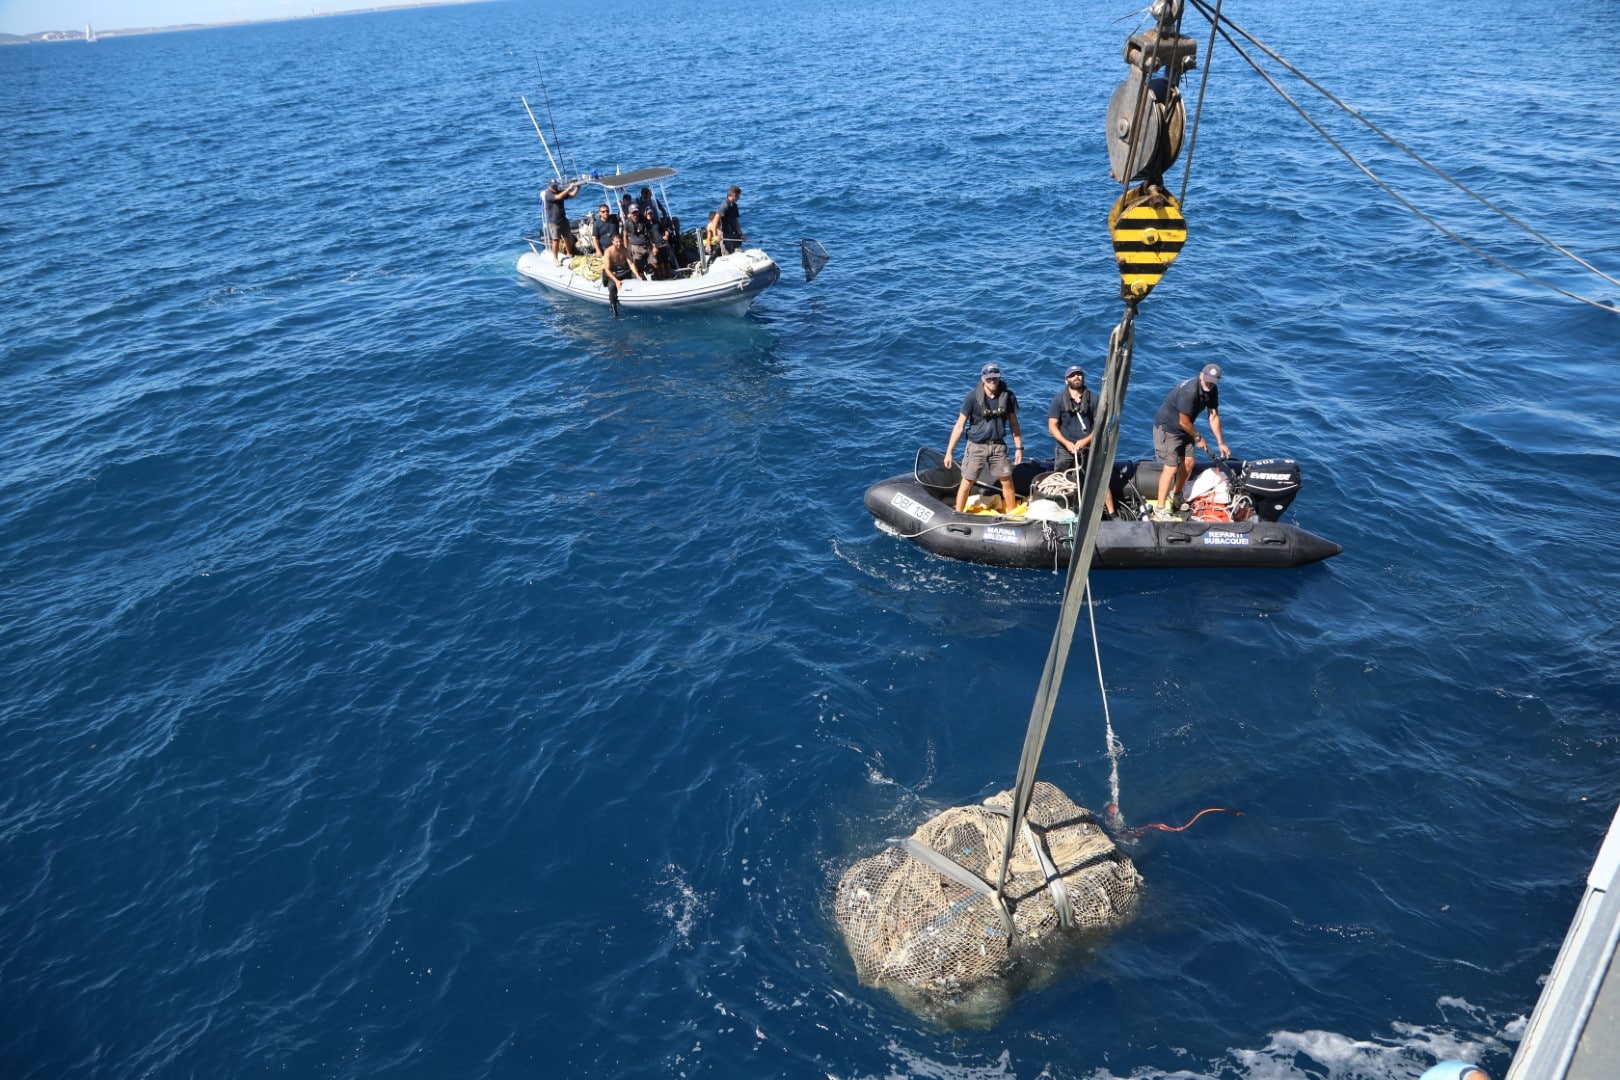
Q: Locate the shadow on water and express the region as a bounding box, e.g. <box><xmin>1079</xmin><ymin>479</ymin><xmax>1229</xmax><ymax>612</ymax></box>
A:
<box><xmin>840</xmin><ymin>525</ymin><xmax>1334</xmax><ymax>610</ymax></box>
<box><xmin>520</xmin><ymin>284</ymin><xmax>784</xmax><ymax>366</ymax></box>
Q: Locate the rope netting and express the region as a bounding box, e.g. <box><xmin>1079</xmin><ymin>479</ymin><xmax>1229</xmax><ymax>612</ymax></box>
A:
<box><xmin>834</xmin><ymin>782</ymin><xmax>1142</xmax><ymax>1027</ymax></box>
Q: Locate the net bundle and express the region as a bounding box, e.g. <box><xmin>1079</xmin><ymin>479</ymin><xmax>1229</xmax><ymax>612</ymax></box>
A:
<box><xmin>835</xmin><ymin>781</ymin><xmax>1142</xmax><ymax>1025</ymax></box>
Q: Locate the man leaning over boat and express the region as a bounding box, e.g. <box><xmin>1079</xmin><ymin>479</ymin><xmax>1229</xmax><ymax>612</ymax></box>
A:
<box><xmin>1151</xmin><ymin>363</ymin><xmax>1230</xmax><ymax>520</ymax></box>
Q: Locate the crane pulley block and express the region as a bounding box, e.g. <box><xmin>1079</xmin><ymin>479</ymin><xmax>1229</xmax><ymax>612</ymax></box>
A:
<box><xmin>1106</xmin><ymin>69</ymin><xmax>1187</xmax><ymax>185</ymax></box>
<box><xmin>1108</xmin><ymin>185</ymin><xmax>1187</xmax><ymax>301</ymax></box>
<box><xmin>1124</xmin><ymin>30</ymin><xmax>1197</xmax><ymax>75</ymax></box>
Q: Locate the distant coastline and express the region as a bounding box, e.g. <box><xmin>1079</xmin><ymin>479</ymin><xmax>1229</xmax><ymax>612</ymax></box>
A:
<box><xmin>0</xmin><ymin>0</ymin><xmax>490</xmax><ymax>44</ymax></box>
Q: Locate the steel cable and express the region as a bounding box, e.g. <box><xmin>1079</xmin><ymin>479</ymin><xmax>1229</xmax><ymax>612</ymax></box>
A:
<box><xmin>1188</xmin><ymin>0</ymin><xmax>1619</xmax><ymax>311</ymax></box>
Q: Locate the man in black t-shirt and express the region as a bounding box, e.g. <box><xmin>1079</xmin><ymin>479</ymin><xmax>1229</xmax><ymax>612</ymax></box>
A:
<box><xmin>1151</xmin><ymin>363</ymin><xmax>1230</xmax><ymax>517</ymax></box>
<box><xmin>590</xmin><ymin>204</ymin><xmax>619</xmax><ymax>256</ymax></box>
<box><xmin>716</xmin><ymin>185</ymin><xmax>745</xmax><ymax>254</ymax></box>
<box><xmin>1046</xmin><ymin>365</ymin><xmax>1114</xmax><ymax>515</ymax></box>
<box><xmin>943</xmin><ymin>362</ymin><xmax>1024</xmax><ymax>514</ymax></box>
<box><xmin>541</xmin><ymin>179</ymin><xmax>581</xmax><ymax>261</ymax></box>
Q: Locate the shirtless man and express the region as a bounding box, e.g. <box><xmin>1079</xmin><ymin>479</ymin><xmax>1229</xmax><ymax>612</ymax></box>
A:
<box><xmin>600</xmin><ymin>233</ymin><xmax>642</xmax><ymax>316</ymax></box>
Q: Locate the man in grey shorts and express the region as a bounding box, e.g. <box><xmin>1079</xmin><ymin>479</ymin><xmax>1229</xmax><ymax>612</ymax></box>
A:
<box><xmin>1151</xmin><ymin>362</ymin><xmax>1229</xmax><ymax>518</ymax></box>
<box><xmin>943</xmin><ymin>362</ymin><xmax>1024</xmax><ymax>514</ymax></box>
<box><xmin>541</xmin><ymin>178</ymin><xmax>582</xmax><ymax>261</ymax></box>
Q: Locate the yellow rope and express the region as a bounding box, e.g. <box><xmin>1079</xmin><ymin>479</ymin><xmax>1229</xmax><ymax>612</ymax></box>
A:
<box><xmin>567</xmin><ymin>255</ymin><xmax>604</xmax><ymax>282</ymax></box>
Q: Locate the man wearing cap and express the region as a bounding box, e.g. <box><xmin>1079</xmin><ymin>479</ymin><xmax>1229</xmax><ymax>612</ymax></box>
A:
<box><xmin>944</xmin><ymin>363</ymin><xmax>1024</xmax><ymax>514</ymax></box>
<box><xmin>1151</xmin><ymin>362</ymin><xmax>1229</xmax><ymax>518</ymax></box>
<box><xmin>623</xmin><ymin>204</ymin><xmax>655</xmax><ymax>274</ymax></box>
<box><xmin>1047</xmin><ymin>365</ymin><xmax>1115</xmax><ymax>516</ymax></box>
<box><xmin>542</xmin><ymin>178</ymin><xmax>582</xmax><ymax>261</ymax></box>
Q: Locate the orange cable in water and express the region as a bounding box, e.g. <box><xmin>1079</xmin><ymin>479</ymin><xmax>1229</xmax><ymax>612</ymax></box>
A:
<box><xmin>1116</xmin><ymin>807</ymin><xmax>1242</xmax><ymax>836</ymax></box>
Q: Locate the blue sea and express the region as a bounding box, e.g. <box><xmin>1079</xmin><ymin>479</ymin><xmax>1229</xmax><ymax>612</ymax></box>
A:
<box><xmin>3</xmin><ymin>0</ymin><xmax>1618</xmax><ymax>1076</ymax></box>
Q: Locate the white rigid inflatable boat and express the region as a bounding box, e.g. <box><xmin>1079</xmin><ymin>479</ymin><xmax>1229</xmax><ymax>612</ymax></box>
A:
<box><xmin>516</xmin><ymin>166</ymin><xmax>787</xmax><ymax>316</ymax></box>
<box><xmin>517</xmin><ymin>244</ymin><xmax>780</xmax><ymax>316</ymax></box>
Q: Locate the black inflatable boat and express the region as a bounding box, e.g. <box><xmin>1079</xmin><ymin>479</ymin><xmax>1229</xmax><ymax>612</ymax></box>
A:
<box><xmin>864</xmin><ymin>448</ymin><xmax>1341</xmax><ymax>570</ymax></box>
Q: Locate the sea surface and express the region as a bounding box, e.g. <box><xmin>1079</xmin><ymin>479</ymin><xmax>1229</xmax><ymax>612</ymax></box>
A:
<box><xmin>3</xmin><ymin>0</ymin><xmax>1618</xmax><ymax>1076</ymax></box>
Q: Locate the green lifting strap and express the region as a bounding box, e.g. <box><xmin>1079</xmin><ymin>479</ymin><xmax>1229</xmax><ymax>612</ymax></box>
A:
<box><xmin>993</xmin><ymin>312</ymin><xmax>1136</xmax><ymax>904</ymax></box>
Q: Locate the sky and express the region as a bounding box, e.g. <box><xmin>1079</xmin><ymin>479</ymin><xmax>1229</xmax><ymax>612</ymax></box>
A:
<box><xmin>0</xmin><ymin>0</ymin><xmax>439</xmax><ymax>36</ymax></box>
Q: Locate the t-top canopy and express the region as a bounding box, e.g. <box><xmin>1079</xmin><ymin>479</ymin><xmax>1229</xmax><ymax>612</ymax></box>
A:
<box><xmin>585</xmin><ymin>167</ymin><xmax>678</xmax><ymax>191</ymax></box>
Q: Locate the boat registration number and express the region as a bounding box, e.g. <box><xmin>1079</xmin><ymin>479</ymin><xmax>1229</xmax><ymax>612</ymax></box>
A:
<box><xmin>890</xmin><ymin>493</ymin><xmax>935</xmax><ymax>524</ymax></box>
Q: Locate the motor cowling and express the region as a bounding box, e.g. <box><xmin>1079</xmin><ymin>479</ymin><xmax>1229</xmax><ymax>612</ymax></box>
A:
<box><xmin>1239</xmin><ymin>458</ymin><xmax>1302</xmax><ymax>521</ymax></box>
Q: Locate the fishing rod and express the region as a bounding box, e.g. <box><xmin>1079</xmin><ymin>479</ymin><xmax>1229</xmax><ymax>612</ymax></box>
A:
<box><xmin>520</xmin><ymin>95</ymin><xmax>563</xmax><ymax>181</ymax></box>
<box><xmin>534</xmin><ymin>60</ymin><xmax>570</xmax><ymax>180</ymax></box>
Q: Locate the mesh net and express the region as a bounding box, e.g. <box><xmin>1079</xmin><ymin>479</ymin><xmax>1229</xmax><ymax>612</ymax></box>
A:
<box><xmin>835</xmin><ymin>781</ymin><xmax>1141</xmax><ymax>1026</ymax></box>
<box><xmin>800</xmin><ymin>238</ymin><xmax>830</xmax><ymax>282</ymax></box>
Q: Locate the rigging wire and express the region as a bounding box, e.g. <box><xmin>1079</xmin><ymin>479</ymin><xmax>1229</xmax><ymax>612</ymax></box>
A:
<box><xmin>1190</xmin><ymin>0</ymin><xmax>1620</xmax><ymax>293</ymax></box>
<box><xmin>1187</xmin><ymin>0</ymin><xmax>1619</xmax><ymax>312</ymax></box>
<box><xmin>1081</xmin><ymin>577</ymin><xmax>1125</xmax><ymax>823</ymax></box>
<box><xmin>1118</xmin><ymin>12</ymin><xmax>1160</xmax><ymax>200</ymax></box>
<box><xmin>1176</xmin><ymin>0</ymin><xmax>1222</xmax><ymax>209</ymax></box>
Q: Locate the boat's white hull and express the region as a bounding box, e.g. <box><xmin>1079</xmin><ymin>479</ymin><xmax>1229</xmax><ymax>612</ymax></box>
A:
<box><xmin>516</xmin><ymin>247</ymin><xmax>781</xmax><ymax>316</ymax></box>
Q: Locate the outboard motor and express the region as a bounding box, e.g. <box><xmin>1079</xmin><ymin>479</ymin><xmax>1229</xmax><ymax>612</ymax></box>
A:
<box><xmin>1110</xmin><ymin>457</ymin><xmax>1304</xmax><ymax>521</ymax></box>
<box><xmin>1112</xmin><ymin>458</ymin><xmax>1162</xmax><ymax>501</ymax></box>
<box><xmin>1239</xmin><ymin>458</ymin><xmax>1302</xmax><ymax>521</ymax></box>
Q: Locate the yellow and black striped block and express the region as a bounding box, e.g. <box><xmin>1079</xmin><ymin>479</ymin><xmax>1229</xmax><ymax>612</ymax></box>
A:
<box><xmin>1108</xmin><ymin>191</ymin><xmax>1187</xmax><ymax>300</ymax></box>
